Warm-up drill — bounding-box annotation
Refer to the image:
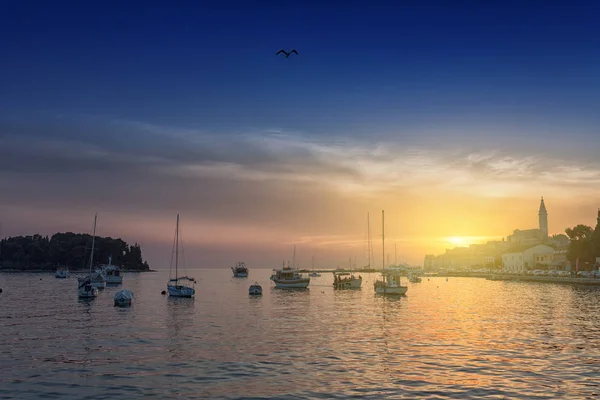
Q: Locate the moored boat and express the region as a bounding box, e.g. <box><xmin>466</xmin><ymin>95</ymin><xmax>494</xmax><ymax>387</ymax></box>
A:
<box><xmin>333</xmin><ymin>271</ymin><xmax>362</xmax><ymax>289</ymax></box>
<box><xmin>231</xmin><ymin>261</ymin><xmax>249</xmax><ymax>277</ymax></box>
<box><xmin>99</xmin><ymin>256</ymin><xmax>123</xmax><ymax>284</ymax></box>
<box><xmin>78</xmin><ymin>214</ymin><xmax>99</xmax><ymax>299</ymax></box>
<box><xmin>166</xmin><ymin>214</ymin><xmax>196</xmax><ymax>298</ymax></box>
<box><xmin>373</xmin><ymin>210</ymin><xmax>408</xmax><ymax>295</ymax></box>
<box><xmin>249</xmin><ymin>282</ymin><xmax>263</xmax><ymax>295</ymax></box>
<box><xmin>270</xmin><ymin>264</ymin><xmax>310</xmax><ymax>288</ymax></box>
<box><xmin>55</xmin><ymin>266</ymin><xmax>69</xmax><ymax>279</ymax></box>
<box><xmin>374</xmin><ymin>269</ymin><xmax>408</xmax><ymax>295</ymax></box>
<box><xmin>114</xmin><ymin>289</ymin><xmax>133</xmax><ymax>307</ymax></box>
<box><xmin>270</xmin><ymin>246</ymin><xmax>310</xmax><ymax>289</ymax></box>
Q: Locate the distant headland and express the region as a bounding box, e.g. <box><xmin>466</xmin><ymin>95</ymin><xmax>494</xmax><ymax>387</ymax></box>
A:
<box><xmin>0</xmin><ymin>232</ymin><xmax>151</xmax><ymax>272</ymax></box>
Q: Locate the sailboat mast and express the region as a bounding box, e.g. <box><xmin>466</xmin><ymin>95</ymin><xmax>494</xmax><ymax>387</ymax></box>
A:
<box><xmin>89</xmin><ymin>213</ymin><xmax>97</xmax><ymax>272</ymax></box>
<box><xmin>175</xmin><ymin>213</ymin><xmax>180</xmax><ymax>279</ymax></box>
<box><xmin>395</xmin><ymin>243</ymin><xmax>397</xmax><ymax>265</ymax></box>
<box><xmin>366</xmin><ymin>213</ymin><xmax>370</xmax><ymax>267</ymax></box>
<box><xmin>382</xmin><ymin>210</ymin><xmax>385</xmax><ymax>270</ymax></box>
<box><xmin>292</xmin><ymin>245</ymin><xmax>296</xmax><ymax>267</ymax></box>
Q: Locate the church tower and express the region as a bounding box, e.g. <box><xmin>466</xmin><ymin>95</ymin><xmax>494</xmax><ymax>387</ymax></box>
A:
<box><xmin>538</xmin><ymin>196</ymin><xmax>548</xmax><ymax>239</ymax></box>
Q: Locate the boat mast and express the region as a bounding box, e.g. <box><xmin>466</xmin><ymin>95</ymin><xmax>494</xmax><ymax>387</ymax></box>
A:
<box><xmin>382</xmin><ymin>210</ymin><xmax>385</xmax><ymax>270</ymax></box>
<box><xmin>89</xmin><ymin>213</ymin><xmax>97</xmax><ymax>273</ymax></box>
<box><xmin>175</xmin><ymin>213</ymin><xmax>179</xmax><ymax>280</ymax></box>
<box><xmin>395</xmin><ymin>243</ymin><xmax>397</xmax><ymax>265</ymax></box>
<box><xmin>367</xmin><ymin>212</ymin><xmax>372</xmax><ymax>268</ymax></box>
<box><xmin>292</xmin><ymin>245</ymin><xmax>296</xmax><ymax>267</ymax></box>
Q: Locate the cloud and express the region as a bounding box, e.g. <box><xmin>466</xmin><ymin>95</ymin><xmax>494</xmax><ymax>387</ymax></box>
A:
<box><xmin>2</xmin><ymin>113</ymin><xmax>600</xmax><ymax>265</ymax></box>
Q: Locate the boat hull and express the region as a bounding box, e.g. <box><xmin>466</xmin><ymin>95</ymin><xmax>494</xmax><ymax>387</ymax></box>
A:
<box><xmin>334</xmin><ymin>278</ymin><xmax>362</xmax><ymax>289</ymax></box>
<box><xmin>105</xmin><ymin>276</ymin><xmax>123</xmax><ymax>284</ymax></box>
<box><xmin>55</xmin><ymin>271</ymin><xmax>69</xmax><ymax>279</ymax></box>
<box><xmin>374</xmin><ymin>285</ymin><xmax>408</xmax><ymax>295</ymax></box>
<box><xmin>114</xmin><ymin>290</ymin><xmax>133</xmax><ymax>306</ymax></box>
<box><xmin>271</xmin><ymin>278</ymin><xmax>310</xmax><ymax>288</ymax></box>
<box><xmin>91</xmin><ymin>281</ymin><xmax>106</xmax><ymax>289</ymax></box>
<box><xmin>168</xmin><ymin>284</ymin><xmax>195</xmax><ymax>297</ymax></box>
<box><xmin>249</xmin><ymin>287</ymin><xmax>263</xmax><ymax>295</ymax></box>
<box><xmin>233</xmin><ymin>271</ymin><xmax>248</xmax><ymax>278</ymax></box>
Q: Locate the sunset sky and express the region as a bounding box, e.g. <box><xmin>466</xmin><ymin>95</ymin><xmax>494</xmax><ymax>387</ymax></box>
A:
<box><xmin>1</xmin><ymin>2</ymin><xmax>600</xmax><ymax>268</ymax></box>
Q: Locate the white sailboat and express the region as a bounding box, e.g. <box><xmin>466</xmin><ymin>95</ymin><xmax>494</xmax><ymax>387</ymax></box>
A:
<box><xmin>78</xmin><ymin>214</ymin><xmax>99</xmax><ymax>298</ymax></box>
<box><xmin>167</xmin><ymin>214</ymin><xmax>196</xmax><ymax>297</ymax></box>
<box><xmin>374</xmin><ymin>210</ymin><xmax>408</xmax><ymax>295</ymax></box>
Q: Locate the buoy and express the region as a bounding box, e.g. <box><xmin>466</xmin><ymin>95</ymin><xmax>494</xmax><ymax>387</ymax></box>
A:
<box><xmin>161</xmin><ymin>290</ymin><xmax>166</xmax><ymax>295</ymax></box>
<box><xmin>0</xmin><ymin>288</ymin><xmax>3</xmax><ymax>293</ymax></box>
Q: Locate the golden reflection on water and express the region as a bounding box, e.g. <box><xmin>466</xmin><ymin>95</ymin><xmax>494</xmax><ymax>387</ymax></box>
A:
<box><xmin>1</xmin><ymin>270</ymin><xmax>599</xmax><ymax>398</ymax></box>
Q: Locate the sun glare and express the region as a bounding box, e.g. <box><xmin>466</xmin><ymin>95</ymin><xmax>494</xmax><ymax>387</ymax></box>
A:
<box><xmin>448</xmin><ymin>236</ymin><xmax>468</xmax><ymax>245</ymax></box>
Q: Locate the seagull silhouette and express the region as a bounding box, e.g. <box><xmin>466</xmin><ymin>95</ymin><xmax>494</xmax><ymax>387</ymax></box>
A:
<box><xmin>276</xmin><ymin>49</ymin><xmax>299</xmax><ymax>58</ymax></box>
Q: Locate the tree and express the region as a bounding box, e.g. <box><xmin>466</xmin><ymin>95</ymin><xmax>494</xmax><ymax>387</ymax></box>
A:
<box><xmin>565</xmin><ymin>225</ymin><xmax>594</xmax><ymax>268</ymax></box>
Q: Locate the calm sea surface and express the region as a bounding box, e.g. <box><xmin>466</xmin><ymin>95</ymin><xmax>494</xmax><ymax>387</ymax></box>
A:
<box><xmin>1</xmin><ymin>269</ymin><xmax>599</xmax><ymax>399</ymax></box>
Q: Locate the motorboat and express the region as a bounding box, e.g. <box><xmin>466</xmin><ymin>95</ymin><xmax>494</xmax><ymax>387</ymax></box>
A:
<box><xmin>333</xmin><ymin>271</ymin><xmax>362</xmax><ymax>289</ymax></box>
<box><xmin>99</xmin><ymin>256</ymin><xmax>123</xmax><ymax>284</ymax></box>
<box><xmin>231</xmin><ymin>261</ymin><xmax>249</xmax><ymax>277</ymax></box>
<box><xmin>270</xmin><ymin>246</ymin><xmax>310</xmax><ymax>289</ymax></box>
<box><xmin>408</xmin><ymin>273</ymin><xmax>422</xmax><ymax>283</ymax></box>
<box><xmin>249</xmin><ymin>282</ymin><xmax>263</xmax><ymax>295</ymax></box>
<box><xmin>114</xmin><ymin>289</ymin><xmax>133</xmax><ymax>307</ymax></box>
<box><xmin>55</xmin><ymin>267</ymin><xmax>69</xmax><ymax>279</ymax></box>
<box><xmin>270</xmin><ymin>264</ymin><xmax>310</xmax><ymax>288</ymax></box>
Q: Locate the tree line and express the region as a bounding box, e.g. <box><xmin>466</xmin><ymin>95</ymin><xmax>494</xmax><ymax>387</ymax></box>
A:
<box><xmin>565</xmin><ymin>223</ymin><xmax>600</xmax><ymax>271</ymax></box>
<box><xmin>0</xmin><ymin>232</ymin><xmax>150</xmax><ymax>271</ymax></box>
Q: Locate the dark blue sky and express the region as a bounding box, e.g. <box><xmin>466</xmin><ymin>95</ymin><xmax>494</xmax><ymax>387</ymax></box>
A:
<box><xmin>2</xmin><ymin>1</ymin><xmax>599</xmax><ymax>140</ymax></box>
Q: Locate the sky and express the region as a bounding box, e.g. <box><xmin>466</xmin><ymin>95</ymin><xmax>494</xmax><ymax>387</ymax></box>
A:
<box><xmin>1</xmin><ymin>1</ymin><xmax>600</xmax><ymax>268</ymax></box>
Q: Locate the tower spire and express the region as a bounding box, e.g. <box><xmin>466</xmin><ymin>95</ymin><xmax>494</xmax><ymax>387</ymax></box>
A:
<box><xmin>538</xmin><ymin>196</ymin><xmax>548</xmax><ymax>240</ymax></box>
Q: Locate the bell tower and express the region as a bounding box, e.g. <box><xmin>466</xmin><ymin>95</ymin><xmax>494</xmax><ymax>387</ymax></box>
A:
<box><xmin>538</xmin><ymin>196</ymin><xmax>548</xmax><ymax>239</ymax></box>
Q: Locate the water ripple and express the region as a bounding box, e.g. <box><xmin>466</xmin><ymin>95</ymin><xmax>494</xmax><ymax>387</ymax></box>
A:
<box><xmin>1</xmin><ymin>270</ymin><xmax>599</xmax><ymax>398</ymax></box>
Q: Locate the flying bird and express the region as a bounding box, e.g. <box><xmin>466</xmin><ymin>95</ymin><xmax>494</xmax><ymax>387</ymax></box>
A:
<box><xmin>276</xmin><ymin>49</ymin><xmax>299</xmax><ymax>58</ymax></box>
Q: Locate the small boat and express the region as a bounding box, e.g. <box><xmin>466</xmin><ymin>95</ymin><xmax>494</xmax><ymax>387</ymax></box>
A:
<box><xmin>249</xmin><ymin>282</ymin><xmax>263</xmax><ymax>295</ymax></box>
<box><xmin>333</xmin><ymin>271</ymin><xmax>362</xmax><ymax>289</ymax></box>
<box><xmin>231</xmin><ymin>261</ymin><xmax>249</xmax><ymax>278</ymax></box>
<box><xmin>99</xmin><ymin>256</ymin><xmax>123</xmax><ymax>284</ymax></box>
<box><xmin>114</xmin><ymin>289</ymin><xmax>133</xmax><ymax>307</ymax></box>
<box><xmin>308</xmin><ymin>256</ymin><xmax>321</xmax><ymax>277</ymax></box>
<box><xmin>270</xmin><ymin>246</ymin><xmax>310</xmax><ymax>289</ymax></box>
<box><xmin>270</xmin><ymin>264</ymin><xmax>310</xmax><ymax>288</ymax></box>
<box><xmin>90</xmin><ymin>270</ymin><xmax>106</xmax><ymax>289</ymax></box>
<box><xmin>408</xmin><ymin>273</ymin><xmax>422</xmax><ymax>283</ymax></box>
<box><xmin>78</xmin><ymin>214</ymin><xmax>99</xmax><ymax>299</ymax></box>
<box><xmin>78</xmin><ymin>275</ymin><xmax>98</xmax><ymax>298</ymax></box>
<box><xmin>373</xmin><ymin>210</ymin><xmax>408</xmax><ymax>295</ymax></box>
<box><xmin>55</xmin><ymin>266</ymin><xmax>69</xmax><ymax>279</ymax></box>
<box><xmin>374</xmin><ymin>269</ymin><xmax>408</xmax><ymax>295</ymax></box>
<box><xmin>167</xmin><ymin>214</ymin><xmax>196</xmax><ymax>298</ymax></box>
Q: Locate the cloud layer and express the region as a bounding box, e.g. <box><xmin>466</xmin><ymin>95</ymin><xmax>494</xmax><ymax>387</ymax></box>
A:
<box><xmin>1</xmin><ymin>114</ymin><xmax>599</xmax><ymax>266</ymax></box>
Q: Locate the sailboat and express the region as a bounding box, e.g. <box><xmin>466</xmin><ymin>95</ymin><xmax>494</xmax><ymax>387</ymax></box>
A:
<box><xmin>167</xmin><ymin>214</ymin><xmax>196</xmax><ymax>297</ymax></box>
<box><xmin>308</xmin><ymin>256</ymin><xmax>320</xmax><ymax>277</ymax></box>
<box><xmin>373</xmin><ymin>210</ymin><xmax>408</xmax><ymax>295</ymax></box>
<box><xmin>78</xmin><ymin>214</ymin><xmax>99</xmax><ymax>298</ymax></box>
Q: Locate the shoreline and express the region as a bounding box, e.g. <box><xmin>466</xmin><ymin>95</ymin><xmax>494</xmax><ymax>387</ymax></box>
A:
<box><xmin>0</xmin><ymin>269</ymin><xmax>155</xmax><ymax>273</ymax></box>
